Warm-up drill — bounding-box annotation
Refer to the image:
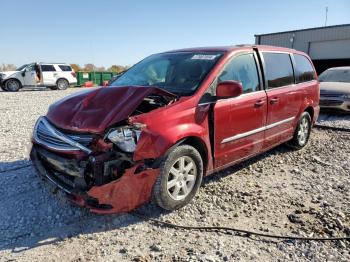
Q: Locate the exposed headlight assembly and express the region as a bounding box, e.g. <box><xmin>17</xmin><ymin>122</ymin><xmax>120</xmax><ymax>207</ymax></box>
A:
<box><xmin>107</xmin><ymin>124</ymin><xmax>144</xmax><ymax>153</ymax></box>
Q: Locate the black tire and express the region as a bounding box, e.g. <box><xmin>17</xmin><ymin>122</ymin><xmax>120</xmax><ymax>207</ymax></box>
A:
<box><xmin>4</xmin><ymin>79</ymin><xmax>21</xmax><ymax>92</ymax></box>
<box><xmin>153</xmin><ymin>144</ymin><xmax>203</xmax><ymax>211</ymax></box>
<box><xmin>56</xmin><ymin>78</ymin><xmax>69</xmax><ymax>90</ymax></box>
<box><xmin>287</xmin><ymin>112</ymin><xmax>312</xmax><ymax>149</ymax></box>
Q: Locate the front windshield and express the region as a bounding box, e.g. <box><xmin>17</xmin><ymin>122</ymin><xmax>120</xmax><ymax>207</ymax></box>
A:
<box><xmin>16</xmin><ymin>64</ymin><xmax>28</xmax><ymax>71</ymax></box>
<box><xmin>110</xmin><ymin>52</ymin><xmax>224</xmax><ymax>96</ymax></box>
<box><xmin>319</xmin><ymin>69</ymin><xmax>350</xmax><ymax>83</ymax></box>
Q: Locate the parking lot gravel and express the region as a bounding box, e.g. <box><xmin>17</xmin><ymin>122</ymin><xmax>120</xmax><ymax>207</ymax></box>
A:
<box><xmin>0</xmin><ymin>88</ymin><xmax>349</xmax><ymax>261</ymax></box>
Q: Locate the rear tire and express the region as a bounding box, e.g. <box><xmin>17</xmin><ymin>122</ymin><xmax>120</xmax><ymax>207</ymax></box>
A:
<box><xmin>4</xmin><ymin>79</ymin><xmax>21</xmax><ymax>92</ymax></box>
<box><xmin>153</xmin><ymin>145</ymin><xmax>203</xmax><ymax>211</ymax></box>
<box><xmin>287</xmin><ymin>112</ymin><xmax>312</xmax><ymax>149</ymax></box>
<box><xmin>56</xmin><ymin>79</ymin><xmax>69</xmax><ymax>90</ymax></box>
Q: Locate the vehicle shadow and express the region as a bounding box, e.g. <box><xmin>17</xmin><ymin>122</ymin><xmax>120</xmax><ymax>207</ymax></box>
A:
<box><xmin>202</xmin><ymin>144</ymin><xmax>292</xmax><ymax>186</ymax></box>
<box><xmin>0</xmin><ymin>87</ymin><xmax>49</xmax><ymax>92</ymax></box>
<box><xmin>0</xmin><ymin>87</ymin><xmax>81</xmax><ymax>92</ymax></box>
<box><xmin>0</xmin><ymin>144</ymin><xmax>292</xmax><ymax>253</ymax></box>
<box><xmin>318</xmin><ymin>110</ymin><xmax>350</xmax><ymax>120</ymax></box>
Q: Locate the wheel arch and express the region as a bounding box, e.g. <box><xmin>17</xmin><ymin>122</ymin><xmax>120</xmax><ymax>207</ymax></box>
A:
<box><xmin>56</xmin><ymin>77</ymin><xmax>69</xmax><ymax>85</ymax></box>
<box><xmin>176</xmin><ymin>136</ymin><xmax>209</xmax><ymax>174</ymax></box>
<box><xmin>4</xmin><ymin>78</ymin><xmax>23</xmax><ymax>91</ymax></box>
<box><xmin>304</xmin><ymin>106</ymin><xmax>314</xmax><ymax>122</ymax></box>
<box><xmin>5</xmin><ymin>78</ymin><xmax>23</xmax><ymax>87</ymax></box>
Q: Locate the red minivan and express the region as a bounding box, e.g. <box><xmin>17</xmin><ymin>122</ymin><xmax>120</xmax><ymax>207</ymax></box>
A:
<box><xmin>31</xmin><ymin>45</ymin><xmax>319</xmax><ymax>214</ymax></box>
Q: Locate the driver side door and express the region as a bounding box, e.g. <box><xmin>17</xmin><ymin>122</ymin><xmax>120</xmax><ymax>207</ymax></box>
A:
<box><xmin>213</xmin><ymin>52</ymin><xmax>267</xmax><ymax>168</ymax></box>
<box><xmin>23</xmin><ymin>63</ymin><xmax>37</xmax><ymax>86</ymax></box>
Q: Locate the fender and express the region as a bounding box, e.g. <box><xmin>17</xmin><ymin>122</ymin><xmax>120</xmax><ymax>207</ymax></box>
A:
<box><xmin>133</xmin><ymin>121</ymin><xmax>210</xmax><ymax>161</ymax></box>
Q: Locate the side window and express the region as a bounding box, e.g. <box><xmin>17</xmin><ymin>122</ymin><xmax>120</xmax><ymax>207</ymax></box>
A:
<box><xmin>263</xmin><ymin>53</ymin><xmax>294</xmax><ymax>88</ymax></box>
<box><xmin>41</xmin><ymin>65</ymin><xmax>56</xmax><ymax>72</ymax></box>
<box><xmin>25</xmin><ymin>63</ymin><xmax>36</xmax><ymax>71</ymax></box>
<box><xmin>59</xmin><ymin>65</ymin><xmax>72</xmax><ymax>71</ymax></box>
<box><xmin>294</xmin><ymin>54</ymin><xmax>315</xmax><ymax>83</ymax></box>
<box><xmin>218</xmin><ymin>53</ymin><xmax>260</xmax><ymax>93</ymax></box>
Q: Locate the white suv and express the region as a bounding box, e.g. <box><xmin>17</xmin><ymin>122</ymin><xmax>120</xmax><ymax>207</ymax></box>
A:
<box><xmin>0</xmin><ymin>62</ymin><xmax>77</xmax><ymax>91</ymax></box>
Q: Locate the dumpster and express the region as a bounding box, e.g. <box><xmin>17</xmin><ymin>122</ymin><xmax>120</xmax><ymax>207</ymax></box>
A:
<box><xmin>76</xmin><ymin>72</ymin><xmax>115</xmax><ymax>86</ymax></box>
<box><xmin>76</xmin><ymin>72</ymin><xmax>91</xmax><ymax>86</ymax></box>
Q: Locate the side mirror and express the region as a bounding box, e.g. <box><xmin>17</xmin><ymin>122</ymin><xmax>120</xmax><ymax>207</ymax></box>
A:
<box><xmin>21</xmin><ymin>71</ymin><xmax>26</xmax><ymax>77</ymax></box>
<box><xmin>216</xmin><ymin>80</ymin><xmax>243</xmax><ymax>99</ymax></box>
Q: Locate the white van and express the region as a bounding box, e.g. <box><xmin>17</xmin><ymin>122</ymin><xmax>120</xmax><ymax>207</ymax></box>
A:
<box><xmin>0</xmin><ymin>62</ymin><xmax>77</xmax><ymax>91</ymax></box>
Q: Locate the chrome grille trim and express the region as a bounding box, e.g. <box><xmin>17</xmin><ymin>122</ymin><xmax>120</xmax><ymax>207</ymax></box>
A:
<box><xmin>319</xmin><ymin>100</ymin><xmax>343</xmax><ymax>106</ymax></box>
<box><xmin>320</xmin><ymin>93</ymin><xmax>342</xmax><ymax>98</ymax></box>
<box><xmin>34</xmin><ymin>117</ymin><xmax>92</xmax><ymax>154</ymax></box>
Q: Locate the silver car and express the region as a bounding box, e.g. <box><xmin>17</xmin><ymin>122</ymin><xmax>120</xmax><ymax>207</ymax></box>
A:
<box><xmin>319</xmin><ymin>67</ymin><xmax>350</xmax><ymax>112</ymax></box>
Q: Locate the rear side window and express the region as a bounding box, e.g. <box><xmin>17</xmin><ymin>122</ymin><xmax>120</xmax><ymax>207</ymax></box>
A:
<box><xmin>218</xmin><ymin>53</ymin><xmax>260</xmax><ymax>94</ymax></box>
<box><xmin>41</xmin><ymin>65</ymin><xmax>56</xmax><ymax>72</ymax></box>
<box><xmin>263</xmin><ymin>53</ymin><xmax>294</xmax><ymax>88</ymax></box>
<box><xmin>294</xmin><ymin>54</ymin><xmax>315</xmax><ymax>83</ymax></box>
<box><xmin>58</xmin><ymin>65</ymin><xmax>72</xmax><ymax>71</ymax></box>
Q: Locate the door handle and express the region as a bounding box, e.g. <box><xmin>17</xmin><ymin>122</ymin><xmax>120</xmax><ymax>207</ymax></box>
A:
<box><xmin>254</xmin><ymin>100</ymin><xmax>265</xmax><ymax>107</ymax></box>
<box><xmin>270</xmin><ymin>98</ymin><xmax>279</xmax><ymax>104</ymax></box>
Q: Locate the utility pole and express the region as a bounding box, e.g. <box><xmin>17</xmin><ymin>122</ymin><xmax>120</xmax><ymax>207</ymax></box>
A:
<box><xmin>324</xmin><ymin>7</ymin><xmax>328</xmax><ymax>26</ymax></box>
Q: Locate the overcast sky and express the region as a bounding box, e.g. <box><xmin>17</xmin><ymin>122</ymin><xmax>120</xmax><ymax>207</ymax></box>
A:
<box><xmin>1</xmin><ymin>0</ymin><xmax>349</xmax><ymax>67</ymax></box>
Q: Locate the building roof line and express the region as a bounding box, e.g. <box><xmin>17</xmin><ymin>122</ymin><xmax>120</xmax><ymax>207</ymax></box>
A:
<box><xmin>255</xmin><ymin>23</ymin><xmax>350</xmax><ymax>37</ymax></box>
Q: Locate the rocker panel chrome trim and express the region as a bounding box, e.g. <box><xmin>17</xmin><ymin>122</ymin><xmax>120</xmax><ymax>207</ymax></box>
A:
<box><xmin>221</xmin><ymin>116</ymin><xmax>295</xmax><ymax>144</ymax></box>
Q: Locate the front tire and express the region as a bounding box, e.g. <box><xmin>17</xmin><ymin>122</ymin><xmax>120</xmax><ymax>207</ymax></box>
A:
<box><xmin>55</xmin><ymin>79</ymin><xmax>69</xmax><ymax>90</ymax></box>
<box><xmin>4</xmin><ymin>79</ymin><xmax>21</xmax><ymax>92</ymax></box>
<box><xmin>153</xmin><ymin>145</ymin><xmax>203</xmax><ymax>211</ymax></box>
<box><xmin>287</xmin><ymin>112</ymin><xmax>312</xmax><ymax>149</ymax></box>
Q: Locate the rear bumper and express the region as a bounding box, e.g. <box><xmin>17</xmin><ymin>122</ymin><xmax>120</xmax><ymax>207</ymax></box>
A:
<box><xmin>30</xmin><ymin>145</ymin><xmax>160</xmax><ymax>214</ymax></box>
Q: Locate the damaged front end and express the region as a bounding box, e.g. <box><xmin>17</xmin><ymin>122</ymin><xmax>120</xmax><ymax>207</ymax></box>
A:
<box><xmin>30</xmin><ymin>86</ymin><xmax>176</xmax><ymax>214</ymax></box>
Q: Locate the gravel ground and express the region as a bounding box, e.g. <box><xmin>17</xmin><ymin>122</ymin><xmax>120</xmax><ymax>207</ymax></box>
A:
<box><xmin>0</xmin><ymin>88</ymin><xmax>349</xmax><ymax>261</ymax></box>
<box><xmin>317</xmin><ymin>113</ymin><xmax>350</xmax><ymax>129</ymax></box>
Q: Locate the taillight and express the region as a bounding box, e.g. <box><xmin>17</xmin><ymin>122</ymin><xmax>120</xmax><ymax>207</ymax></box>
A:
<box><xmin>71</xmin><ymin>72</ymin><xmax>76</xmax><ymax>78</ymax></box>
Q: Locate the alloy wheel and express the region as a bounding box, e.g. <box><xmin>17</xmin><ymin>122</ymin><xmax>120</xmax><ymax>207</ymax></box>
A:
<box><xmin>57</xmin><ymin>79</ymin><xmax>68</xmax><ymax>90</ymax></box>
<box><xmin>7</xmin><ymin>80</ymin><xmax>20</xmax><ymax>91</ymax></box>
<box><xmin>297</xmin><ymin>117</ymin><xmax>310</xmax><ymax>146</ymax></box>
<box><xmin>166</xmin><ymin>156</ymin><xmax>197</xmax><ymax>201</ymax></box>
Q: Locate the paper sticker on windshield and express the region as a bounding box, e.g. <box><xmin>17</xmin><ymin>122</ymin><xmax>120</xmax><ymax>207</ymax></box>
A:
<box><xmin>191</xmin><ymin>54</ymin><xmax>218</xmax><ymax>60</ymax></box>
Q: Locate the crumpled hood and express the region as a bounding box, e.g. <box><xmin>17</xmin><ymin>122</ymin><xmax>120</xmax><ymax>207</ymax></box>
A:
<box><xmin>46</xmin><ymin>86</ymin><xmax>176</xmax><ymax>134</ymax></box>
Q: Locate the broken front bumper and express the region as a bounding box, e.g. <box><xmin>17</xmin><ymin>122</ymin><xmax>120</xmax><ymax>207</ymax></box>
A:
<box><xmin>30</xmin><ymin>145</ymin><xmax>160</xmax><ymax>214</ymax></box>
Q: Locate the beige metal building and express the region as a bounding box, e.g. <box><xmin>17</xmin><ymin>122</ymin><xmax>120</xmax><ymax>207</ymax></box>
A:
<box><xmin>255</xmin><ymin>24</ymin><xmax>350</xmax><ymax>74</ymax></box>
